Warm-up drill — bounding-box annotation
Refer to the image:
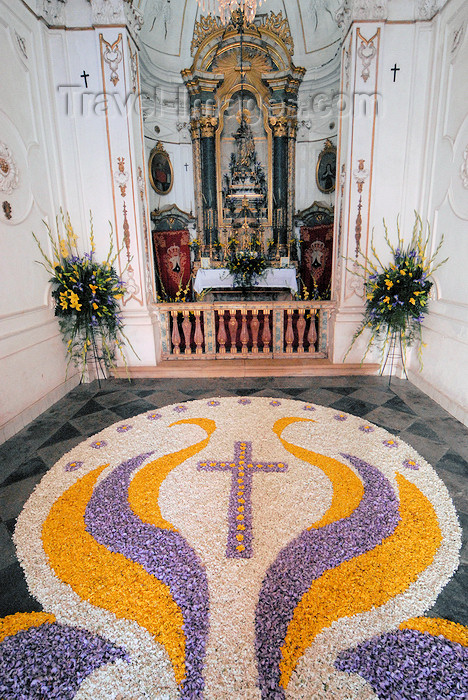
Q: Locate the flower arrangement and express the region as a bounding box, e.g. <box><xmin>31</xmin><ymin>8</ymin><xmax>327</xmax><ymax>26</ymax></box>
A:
<box><xmin>226</xmin><ymin>249</ymin><xmax>268</xmax><ymax>288</ymax></box>
<box><xmin>33</xmin><ymin>212</ymin><xmax>133</xmax><ymax>379</ymax></box>
<box><xmin>346</xmin><ymin>214</ymin><xmax>447</xmax><ymax>369</ymax></box>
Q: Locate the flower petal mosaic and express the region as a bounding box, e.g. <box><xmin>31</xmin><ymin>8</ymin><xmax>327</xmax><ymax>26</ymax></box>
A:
<box><xmin>6</xmin><ymin>397</ymin><xmax>467</xmax><ymax>699</ymax></box>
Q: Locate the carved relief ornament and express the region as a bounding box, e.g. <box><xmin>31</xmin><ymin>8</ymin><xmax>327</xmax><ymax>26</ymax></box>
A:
<box><xmin>101</xmin><ymin>34</ymin><xmax>123</xmax><ymax>86</ymax></box>
<box><xmin>451</xmin><ymin>23</ymin><xmax>466</xmax><ymax>62</ymax></box>
<box><xmin>114</xmin><ymin>157</ymin><xmax>129</xmax><ymax>197</ymax></box>
<box><xmin>42</xmin><ymin>0</ymin><xmax>67</xmax><ymax>25</ymax></box>
<box><xmin>357</xmin><ymin>29</ymin><xmax>379</xmax><ymax>83</ymax></box>
<box><xmin>415</xmin><ymin>0</ymin><xmax>446</xmax><ymax>21</ymax></box>
<box><xmin>0</xmin><ymin>143</ymin><xmax>19</xmax><ymax>194</ymax></box>
<box><xmin>269</xmin><ymin>116</ymin><xmax>297</xmax><ymax>138</ymax></box>
<box><xmin>461</xmin><ymin>146</ymin><xmax>468</xmax><ymax>189</ymax></box>
<box><xmin>196</xmin><ymin>117</ymin><xmax>218</xmax><ymax>138</ymax></box>
<box><xmin>336</xmin><ymin>0</ymin><xmax>387</xmax><ymax>29</ymax></box>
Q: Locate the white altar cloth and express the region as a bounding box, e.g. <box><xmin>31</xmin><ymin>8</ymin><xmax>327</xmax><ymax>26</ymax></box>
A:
<box><xmin>193</xmin><ymin>267</ymin><xmax>298</xmax><ymax>295</ymax></box>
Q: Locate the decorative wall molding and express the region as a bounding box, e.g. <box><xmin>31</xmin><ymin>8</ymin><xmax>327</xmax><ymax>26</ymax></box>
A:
<box><xmin>114</xmin><ymin>156</ymin><xmax>129</xmax><ymax>197</ymax></box>
<box><xmin>14</xmin><ymin>30</ymin><xmax>28</xmax><ymax>60</ymax></box>
<box><xmin>128</xmin><ymin>42</ymin><xmax>138</xmax><ymax>93</ymax></box>
<box><xmin>41</xmin><ymin>0</ymin><xmax>67</xmax><ymax>26</ymax></box>
<box><xmin>451</xmin><ymin>23</ymin><xmax>466</xmax><ymax>62</ymax></box>
<box><xmin>336</xmin><ymin>0</ymin><xmax>387</xmax><ymax>30</ymax></box>
<box><xmin>353</xmin><ymin>158</ymin><xmax>369</xmax><ymax>193</ymax></box>
<box><xmin>91</xmin><ymin>0</ymin><xmax>125</xmax><ymax>25</ymax></box>
<box><xmin>125</xmin><ymin>2</ymin><xmax>143</xmax><ymax>34</ymax></box>
<box><xmin>343</xmin><ymin>38</ymin><xmax>352</xmax><ymax>90</ymax></box>
<box><xmin>460</xmin><ymin>145</ymin><xmax>468</xmax><ymax>189</ymax></box>
<box><xmin>415</xmin><ymin>0</ymin><xmax>447</xmax><ymax>21</ymax></box>
<box><xmin>91</xmin><ymin>0</ymin><xmax>143</xmax><ymax>32</ymax></box>
<box><xmin>357</xmin><ymin>29</ymin><xmax>379</xmax><ymax>83</ymax></box>
<box><xmin>137</xmin><ymin>165</ymin><xmax>155</xmax><ymax>304</ymax></box>
<box><xmin>0</xmin><ymin>142</ymin><xmax>19</xmax><ymax>194</ymax></box>
<box><xmin>101</xmin><ymin>34</ymin><xmax>123</xmax><ymax>86</ymax></box>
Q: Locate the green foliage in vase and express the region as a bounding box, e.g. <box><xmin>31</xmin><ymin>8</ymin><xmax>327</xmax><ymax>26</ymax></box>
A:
<box><xmin>33</xmin><ymin>211</ymin><xmax>135</xmax><ymax>379</ymax></box>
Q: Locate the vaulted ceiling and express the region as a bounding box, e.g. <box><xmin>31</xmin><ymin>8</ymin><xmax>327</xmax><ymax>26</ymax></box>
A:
<box><xmin>137</xmin><ymin>0</ymin><xmax>343</xmax><ymax>87</ymax></box>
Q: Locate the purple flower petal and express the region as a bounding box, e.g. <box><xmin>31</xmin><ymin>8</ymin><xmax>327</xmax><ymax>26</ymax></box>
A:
<box><xmin>90</xmin><ymin>440</ymin><xmax>107</xmax><ymax>449</ymax></box>
<box><xmin>65</xmin><ymin>461</ymin><xmax>84</xmax><ymax>472</ymax></box>
<box><xmin>255</xmin><ymin>455</ymin><xmax>400</xmax><ymax>698</ymax></box>
<box><xmin>85</xmin><ymin>452</ymin><xmax>208</xmax><ymax>699</ymax></box>
<box><xmin>335</xmin><ymin>629</ymin><xmax>468</xmax><ymax>699</ymax></box>
<box><xmin>403</xmin><ymin>458</ymin><xmax>420</xmax><ymax>470</ymax></box>
<box><xmin>0</xmin><ymin>622</ymin><xmax>128</xmax><ymax>700</ymax></box>
<box><xmin>147</xmin><ymin>412</ymin><xmax>162</xmax><ymax>420</ymax></box>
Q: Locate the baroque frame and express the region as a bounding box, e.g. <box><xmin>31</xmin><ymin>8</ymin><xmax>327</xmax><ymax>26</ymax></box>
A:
<box><xmin>316</xmin><ymin>139</ymin><xmax>337</xmax><ymax>194</ymax></box>
<box><xmin>149</xmin><ymin>141</ymin><xmax>174</xmax><ymax>196</ymax></box>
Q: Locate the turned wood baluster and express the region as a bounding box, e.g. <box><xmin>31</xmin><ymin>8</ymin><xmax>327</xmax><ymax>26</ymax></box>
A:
<box><xmin>285</xmin><ymin>309</ymin><xmax>294</xmax><ymax>354</ymax></box>
<box><xmin>297</xmin><ymin>308</ymin><xmax>306</xmax><ymax>353</ymax></box>
<box><xmin>251</xmin><ymin>309</ymin><xmax>259</xmax><ymax>353</ymax></box>
<box><xmin>171</xmin><ymin>311</ymin><xmax>181</xmax><ymax>355</ymax></box>
<box><xmin>261</xmin><ymin>309</ymin><xmax>271</xmax><ymax>353</ymax></box>
<box><xmin>228</xmin><ymin>310</ymin><xmax>238</xmax><ymax>353</ymax></box>
<box><xmin>182</xmin><ymin>310</ymin><xmax>192</xmax><ymax>355</ymax></box>
<box><xmin>240</xmin><ymin>310</ymin><xmax>249</xmax><ymax>354</ymax></box>
<box><xmin>194</xmin><ymin>310</ymin><xmax>204</xmax><ymax>354</ymax></box>
<box><xmin>217</xmin><ymin>311</ymin><xmax>227</xmax><ymax>354</ymax></box>
<box><xmin>308</xmin><ymin>310</ymin><xmax>317</xmax><ymax>352</ymax></box>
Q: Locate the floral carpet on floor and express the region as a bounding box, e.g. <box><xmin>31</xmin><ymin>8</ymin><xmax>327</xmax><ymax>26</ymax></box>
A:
<box><xmin>2</xmin><ymin>397</ymin><xmax>467</xmax><ymax>699</ymax></box>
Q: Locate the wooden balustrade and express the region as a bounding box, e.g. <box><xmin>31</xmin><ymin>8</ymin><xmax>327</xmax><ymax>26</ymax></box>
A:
<box><xmin>159</xmin><ymin>301</ymin><xmax>334</xmax><ymax>360</ymax></box>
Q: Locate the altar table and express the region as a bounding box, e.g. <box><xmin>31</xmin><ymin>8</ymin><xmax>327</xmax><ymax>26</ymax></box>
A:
<box><xmin>193</xmin><ymin>268</ymin><xmax>298</xmax><ymax>296</ymax></box>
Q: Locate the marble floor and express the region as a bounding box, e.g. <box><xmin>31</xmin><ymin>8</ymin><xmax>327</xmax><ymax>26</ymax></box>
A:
<box><xmin>0</xmin><ymin>375</ymin><xmax>466</xmax><ymax>627</ymax></box>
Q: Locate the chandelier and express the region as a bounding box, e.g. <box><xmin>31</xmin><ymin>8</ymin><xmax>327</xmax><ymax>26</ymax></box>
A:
<box><xmin>197</xmin><ymin>0</ymin><xmax>265</xmax><ymax>25</ymax></box>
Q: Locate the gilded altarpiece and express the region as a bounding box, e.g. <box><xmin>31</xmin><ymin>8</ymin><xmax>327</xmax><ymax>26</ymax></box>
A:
<box><xmin>182</xmin><ymin>12</ymin><xmax>305</xmax><ymax>267</ymax></box>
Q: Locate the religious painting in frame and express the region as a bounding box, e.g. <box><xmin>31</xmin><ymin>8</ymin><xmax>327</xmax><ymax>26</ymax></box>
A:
<box><xmin>316</xmin><ymin>139</ymin><xmax>337</xmax><ymax>194</ymax></box>
<box><xmin>149</xmin><ymin>141</ymin><xmax>173</xmax><ymax>195</ymax></box>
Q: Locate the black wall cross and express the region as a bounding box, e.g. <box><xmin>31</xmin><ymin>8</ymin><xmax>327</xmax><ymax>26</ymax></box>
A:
<box><xmin>391</xmin><ymin>64</ymin><xmax>400</xmax><ymax>82</ymax></box>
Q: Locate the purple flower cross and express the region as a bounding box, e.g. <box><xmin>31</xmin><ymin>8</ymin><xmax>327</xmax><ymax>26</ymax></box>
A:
<box><xmin>198</xmin><ymin>441</ymin><xmax>287</xmax><ymax>559</ymax></box>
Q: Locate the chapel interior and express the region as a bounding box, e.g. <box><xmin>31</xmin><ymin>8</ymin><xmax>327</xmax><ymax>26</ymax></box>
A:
<box><xmin>2</xmin><ymin>0</ymin><xmax>468</xmax><ymax>445</ymax></box>
<box><xmin>0</xmin><ymin>0</ymin><xmax>468</xmax><ymax>690</ymax></box>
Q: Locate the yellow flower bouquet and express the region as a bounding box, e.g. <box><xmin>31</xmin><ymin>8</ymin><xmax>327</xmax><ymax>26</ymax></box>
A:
<box><xmin>33</xmin><ymin>212</ymin><xmax>134</xmax><ymax>379</ymax></box>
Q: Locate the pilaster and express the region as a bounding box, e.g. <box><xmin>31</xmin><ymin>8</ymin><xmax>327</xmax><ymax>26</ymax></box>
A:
<box><xmin>331</xmin><ymin>19</ymin><xmax>383</xmax><ymax>363</ymax></box>
<box><xmin>92</xmin><ymin>3</ymin><xmax>159</xmax><ymax>365</ymax></box>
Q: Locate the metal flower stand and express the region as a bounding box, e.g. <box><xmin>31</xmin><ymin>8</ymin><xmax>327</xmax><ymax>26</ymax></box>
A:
<box><xmin>380</xmin><ymin>330</ymin><xmax>408</xmax><ymax>385</ymax></box>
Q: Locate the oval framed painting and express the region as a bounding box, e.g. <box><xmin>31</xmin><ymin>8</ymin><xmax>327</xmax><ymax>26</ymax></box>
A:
<box><xmin>149</xmin><ymin>141</ymin><xmax>173</xmax><ymax>196</ymax></box>
<box><xmin>316</xmin><ymin>139</ymin><xmax>337</xmax><ymax>194</ymax></box>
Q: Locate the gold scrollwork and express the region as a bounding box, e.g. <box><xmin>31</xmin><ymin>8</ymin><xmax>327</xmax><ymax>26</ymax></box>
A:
<box><xmin>269</xmin><ymin>115</ymin><xmax>297</xmax><ymax>138</ymax></box>
<box><xmin>261</xmin><ymin>11</ymin><xmax>294</xmax><ymax>56</ymax></box>
<box><xmin>199</xmin><ymin>116</ymin><xmax>219</xmax><ymax>138</ymax></box>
